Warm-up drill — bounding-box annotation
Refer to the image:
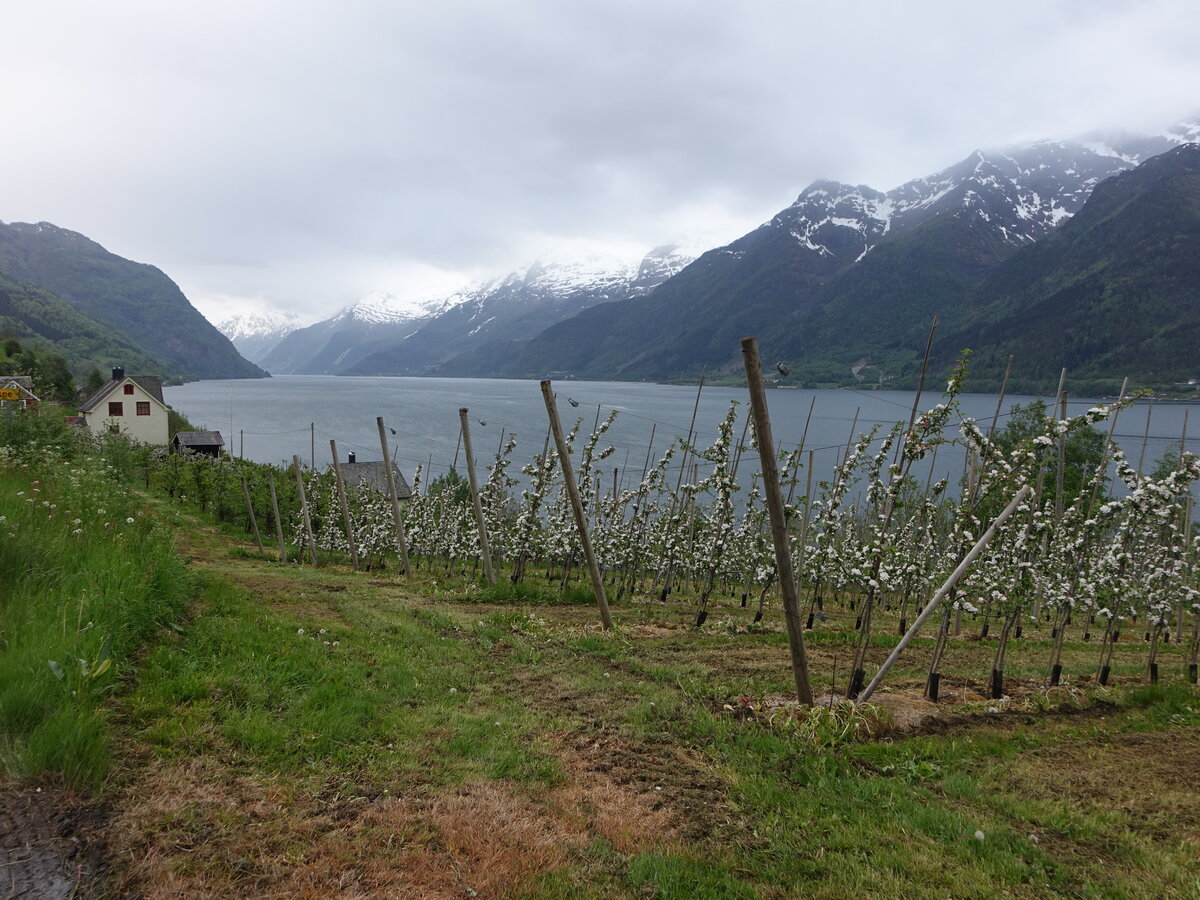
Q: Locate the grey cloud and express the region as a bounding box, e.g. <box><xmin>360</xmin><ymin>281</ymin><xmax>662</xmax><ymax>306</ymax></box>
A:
<box><xmin>2</xmin><ymin>1</ymin><xmax>1198</xmax><ymax>321</ymax></box>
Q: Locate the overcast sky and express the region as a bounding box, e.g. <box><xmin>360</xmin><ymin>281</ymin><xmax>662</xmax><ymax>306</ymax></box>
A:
<box><xmin>2</xmin><ymin>1</ymin><xmax>1198</xmax><ymax>325</ymax></box>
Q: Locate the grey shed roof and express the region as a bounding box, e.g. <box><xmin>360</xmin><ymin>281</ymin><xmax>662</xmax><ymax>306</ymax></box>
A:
<box><xmin>79</xmin><ymin>376</ymin><xmax>165</xmax><ymax>412</ymax></box>
<box><xmin>174</xmin><ymin>431</ymin><xmax>225</xmax><ymax>447</ymax></box>
<box><xmin>335</xmin><ymin>461</ymin><xmax>413</xmax><ymax>499</ymax></box>
<box><xmin>0</xmin><ymin>376</ymin><xmax>38</xmax><ymax>399</ymax></box>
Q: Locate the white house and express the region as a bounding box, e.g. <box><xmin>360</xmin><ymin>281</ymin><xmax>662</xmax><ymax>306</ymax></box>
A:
<box><xmin>76</xmin><ymin>367</ymin><xmax>170</xmax><ymax>445</ymax></box>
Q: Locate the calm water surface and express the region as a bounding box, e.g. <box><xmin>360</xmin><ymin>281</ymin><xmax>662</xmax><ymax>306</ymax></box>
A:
<box><xmin>164</xmin><ymin>376</ymin><xmax>1196</xmax><ymax>495</ymax></box>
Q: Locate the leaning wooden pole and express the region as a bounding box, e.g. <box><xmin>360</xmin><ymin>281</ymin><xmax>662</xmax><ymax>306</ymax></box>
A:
<box><xmin>240</xmin><ymin>474</ymin><xmax>264</xmax><ymax>553</ymax></box>
<box><xmin>376</xmin><ymin>416</ymin><xmax>412</xmax><ymax>578</ymax></box>
<box><xmin>857</xmin><ymin>483</ymin><xmax>1033</xmax><ymax>704</ymax></box>
<box><xmin>291</xmin><ymin>455</ymin><xmax>320</xmax><ymax>566</ymax></box>
<box><xmin>459</xmin><ymin>408</ymin><xmax>496</xmax><ymax>586</ymax></box>
<box><xmin>740</xmin><ymin>336</ymin><xmax>814</xmax><ymax>705</ymax></box>
<box><xmin>268</xmin><ymin>471</ymin><xmax>287</xmax><ymax>562</ymax></box>
<box><xmin>540</xmin><ymin>380</ymin><xmax>613</xmax><ymax>630</ymax></box>
<box><xmin>329</xmin><ymin>439</ymin><xmax>360</xmax><ymax>571</ymax></box>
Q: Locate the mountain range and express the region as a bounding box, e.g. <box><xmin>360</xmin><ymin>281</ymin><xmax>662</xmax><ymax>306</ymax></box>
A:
<box><xmin>0</xmin><ymin>221</ymin><xmax>265</xmax><ymax>382</ymax></box>
<box><xmin>249</xmin><ymin>244</ymin><xmax>697</xmax><ymax>376</ymax></box>
<box><xmin>227</xmin><ymin>120</ymin><xmax>1200</xmax><ymax>393</ymax></box>
<box><xmin>491</xmin><ymin>125</ymin><xmax>1199</xmax><ymax>390</ymax></box>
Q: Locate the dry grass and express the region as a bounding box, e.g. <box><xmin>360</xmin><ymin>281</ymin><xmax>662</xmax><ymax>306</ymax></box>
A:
<box><xmin>104</xmin><ymin>731</ymin><xmax>686</xmax><ymax>899</ymax></box>
<box><xmin>1011</xmin><ymin>728</ymin><xmax>1200</xmax><ymax>844</ymax></box>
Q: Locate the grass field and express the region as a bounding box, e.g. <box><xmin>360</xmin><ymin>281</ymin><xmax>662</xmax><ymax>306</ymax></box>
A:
<box><xmin>3</xmin><ymin>461</ymin><xmax>1199</xmax><ymax>897</ymax></box>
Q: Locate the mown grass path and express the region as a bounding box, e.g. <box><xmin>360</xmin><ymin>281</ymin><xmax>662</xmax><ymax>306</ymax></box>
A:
<box><xmin>88</xmin><ymin>510</ymin><xmax>1200</xmax><ymax>898</ymax></box>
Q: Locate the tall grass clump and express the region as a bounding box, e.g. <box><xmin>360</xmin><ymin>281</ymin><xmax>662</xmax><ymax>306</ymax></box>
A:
<box><xmin>0</xmin><ymin>430</ymin><xmax>194</xmax><ymax>789</ymax></box>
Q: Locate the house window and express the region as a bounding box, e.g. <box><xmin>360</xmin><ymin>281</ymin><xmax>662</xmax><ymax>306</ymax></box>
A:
<box><xmin>136</xmin><ymin>401</ymin><xmax>150</xmax><ymax>416</ymax></box>
<box><xmin>123</xmin><ymin>384</ymin><xmax>135</xmax><ymax>395</ymax></box>
<box><xmin>108</xmin><ymin>401</ymin><xmax>123</xmax><ymax>416</ymax></box>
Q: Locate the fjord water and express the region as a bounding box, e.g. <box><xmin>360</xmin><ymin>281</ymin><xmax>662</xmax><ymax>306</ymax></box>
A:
<box><xmin>165</xmin><ymin>376</ymin><xmax>1193</xmax><ymax>493</ymax></box>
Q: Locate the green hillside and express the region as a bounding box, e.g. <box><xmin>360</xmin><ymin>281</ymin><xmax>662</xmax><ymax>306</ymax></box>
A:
<box><xmin>936</xmin><ymin>144</ymin><xmax>1200</xmax><ymax>393</ymax></box>
<box><xmin>0</xmin><ymin>221</ymin><xmax>266</xmax><ymax>380</ymax></box>
<box><xmin>0</xmin><ymin>269</ymin><xmax>171</xmax><ymax>381</ymax></box>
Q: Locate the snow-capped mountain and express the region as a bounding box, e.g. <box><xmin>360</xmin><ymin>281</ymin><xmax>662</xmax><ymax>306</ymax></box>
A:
<box><xmin>217</xmin><ymin>311</ymin><xmax>305</xmax><ymax>365</ymax></box>
<box><xmin>258</xmin><ymin>292</ymin><xmax>449</xmax><ymax>375</ymax></box>
<box><xmin>489</xmin><ymin>119</ymin><xmax>1200</xmax><ymax>383</ymax></box>
<box><xmin>260</xmin><ymin>244</ymin><xmax>694</xmax><ymax>376</ymax></box>
<box><xmin>773</xmin><ymin>127</ymin><xmax>1197</xmax><ymax>267</ymax></box>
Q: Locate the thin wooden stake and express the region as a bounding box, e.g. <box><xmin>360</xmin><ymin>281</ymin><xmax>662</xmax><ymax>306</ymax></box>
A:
<box><xmin>460</xmin><ymin>408</ymin><xmax>496</xmax><ymax>586</ymax></box>
<box><xmin>292</xmin><ymin>455</ymin><xmax>319</xmax><ymax>566</ymax></box>
<box><xmin>741</xmin><ymin>337</ymin><xmax>814</xmax><ymax>705</ymax></box>
<box><xmin>240</xmin><ymin>474</ymin><xmax>264</xmax><ymax>553</ymax></box>
<box><xmin>268</xmin><ymin>472</ymin><xmax>287</xmax><ymax>562</ymax></box>
<box><xmin>784</xmin><ymin>396</ymin><xmax>817</xmax><ymax>507</ymax></box>
<box><xmin>541</xmin><ymin>380</ymin><xmax>613</xmax><ymax>630</ymax></box>
<box><xmin>376</xmin><ymin>416</ymin><xmax>412</xmax><ymax>578</ymax></box>
<box><xmin>674</xmin><ymin>367</ymin><xmax>707</xmax><ymax>494</ymax></box>
<box><xmin>894</xmin><ymin>315</ymin><xmax>938</xmax><ymax>466</ymax></box>
<box><xmin>1055</xmin><ymin>390</ymin><xmax>1068</xmax><ymax>522</ymax></box>
<box><xmin>329</xmin><ymin>439</ymin><xmax>360</xmax><ymax>571</ymax></box>
<box><xmin>1137</xmin><ymin>400</ymin><xmax>1154</xmax><ymax>475</ymax></box>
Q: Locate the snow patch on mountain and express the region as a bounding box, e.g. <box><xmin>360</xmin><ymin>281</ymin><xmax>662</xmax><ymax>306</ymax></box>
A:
<box><xmin>217</xmin><ymin>310</ymin><xmax>304</xmax><ymax>340</ymax></box>
<box><xmin>775</xmin><ymin>119</ymin><xmax>1200</xmax><ymax>263</ymax></box>
<box><xmin>338</xmin><ymin>290</ymin><xmax>455</xmax><ymax>325</ymax></box>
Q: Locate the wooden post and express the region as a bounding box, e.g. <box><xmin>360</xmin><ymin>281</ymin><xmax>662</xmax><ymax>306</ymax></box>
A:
<box><xmin>1055</xmin><ymin>389</ymin><xmax>1068</xmax><ymax>521</ymax></box>
<box><xmin>329</xmin><ymin>439</ymin><xmax>360</xmax><ymax>571</ymax></box>
<box><xmin>858</xmin><ymin>484</ymin><xmax>1033</xmax><ymax>703</ymax></box>
<box><xmin>541</xmin><ymin>380</ymin><xmax>613</xmax><ymax>630</ymax></box>
<box><xmin>459</xmin><ymin>408</ymin><xmax>496</xmax><ymax>586</ymax></box>
<box><xmin>240</xmin><ymin>474</ymin><xmax>264</xmax><ymax>553</ymax></box>
<box><xmin>741</xmin><ymin>337</ymin><xmax>814</xmax><ymax>705</ymax></box>
<box><xmin>376</xmin><ymin>416</ymin><xmax>412</xmax><ymax>578</ymax></box>
<box><xmin>1179</xmin><ymin>494</ymin><xmax>1194</xmax><ymax>641</ymax></box>
<box><xmin>894</xmin><ymin>316</ymin><xmax>938</xmax><ymax>467</ymax></box>
<box><xmin>268</xmin><ymin>471</ymin><xmax>287</xmax><ymax>562</ymax></box>
<box><xmin>1136</xmin><ymin>401</ymin><xmax>1154</xmax><ymax>475</ymax></box>
<box><xmin>291</xmin><ymin>455</ymin><xmax>319</xmax><ymax>566</ymax></box>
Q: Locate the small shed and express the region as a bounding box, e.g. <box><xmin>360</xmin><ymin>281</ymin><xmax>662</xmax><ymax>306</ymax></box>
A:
<box><xmin>335</xmin><ymin>460</ymin><xmax>413</xmax><ymax>500</ymax></box>
<box><xmin>173</xmin><ymin>431</ymin><xmax>225</xmax><ymax>458</ymax></box>
<box><xmin>0</xmin><ymin>375</ymin><xmax>40</xmax><ymax>410</ymax></box>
